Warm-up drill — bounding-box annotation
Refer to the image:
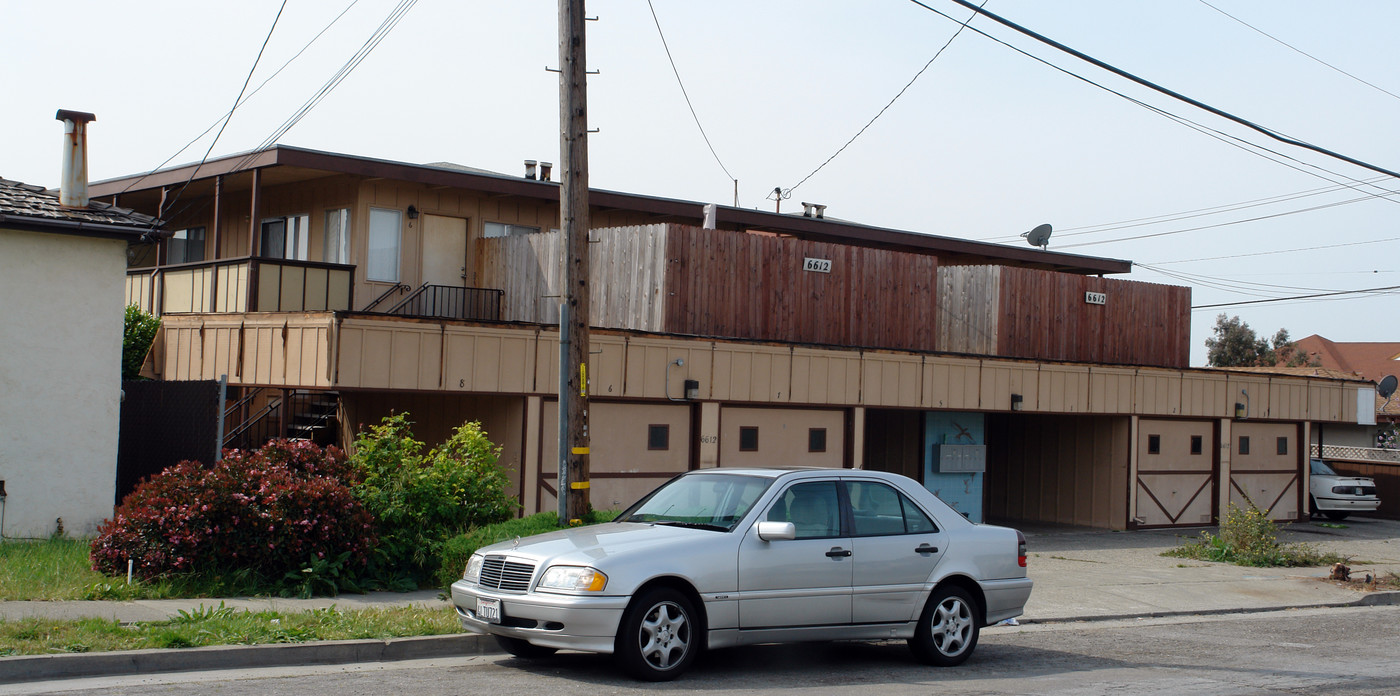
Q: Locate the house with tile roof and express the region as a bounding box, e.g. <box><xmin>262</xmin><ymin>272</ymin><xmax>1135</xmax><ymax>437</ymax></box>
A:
<box><xmin>0</xmin><ymin>111</ymin><xmax>162</xmax><ymax>536</ymax></box>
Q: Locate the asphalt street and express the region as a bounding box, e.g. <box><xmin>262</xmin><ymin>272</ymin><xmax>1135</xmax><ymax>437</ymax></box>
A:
<box><xmin>9</xmin><ymin>605</ymin><xmax>1399</xmax><ymax>695</ymax></box>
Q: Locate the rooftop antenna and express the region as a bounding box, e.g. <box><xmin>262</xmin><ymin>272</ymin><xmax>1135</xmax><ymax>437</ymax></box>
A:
<box><xmin>1021</xmin><ymin>223</ymin><xmax>1052</xmax><ymax>250</ymax></box>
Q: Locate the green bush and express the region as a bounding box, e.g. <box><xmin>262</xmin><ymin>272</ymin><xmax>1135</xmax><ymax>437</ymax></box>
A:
<box><xmin>122</xmin><ymin>305</ymin><xmax>160</xmax><ymax>380</ymax></box>
<box><xmin>351</xmin><ymin>413</ymin><xmax>516</xmax><ymax>588</ymax></box>
<box><xmin>1163</xmin><ymin>503</ymin><xmax>1347</xmax><ymax>567</ymax></box>
<box><xmin>434</xmin><ymin>510</ymin><xmax>618</xmax><ymax>589</ymax></box>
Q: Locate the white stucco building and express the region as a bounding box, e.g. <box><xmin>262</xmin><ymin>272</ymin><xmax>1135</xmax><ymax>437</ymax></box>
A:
<box><xmin>0</xmin><ymin>120</ymin><xmax>159</xmax><ymax>536</ymax></box>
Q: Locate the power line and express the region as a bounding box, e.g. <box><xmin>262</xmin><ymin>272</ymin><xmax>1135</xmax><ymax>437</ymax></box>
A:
<box><xmin>646</xmin><ymin>0</ymin><xmax>736</xmax><ymax>186</ymax></box>
<box><xmin>1197</xmin><ymin>0</ymin><xmax>1400</xmax><ymax>103</ymax></box>
<box><xmin>1148</xmin><ymin>235</ymin><xmax>1400</xmax><ymax>265</ymax></box>
<box><xmin>1191</xmin><ymin>284</ymin><xmax>1400</xmax><ymax>309</ymax></box>
<box><xmin>120</xmin><ymin>0</ymin><xmax>364</xmax><ymax>196</ymax></box>
<box><xmin>929</xmin><ymin>0</ymin><xmax>1400</xmax><ymax>181</ymax></box>
<box><xmin>157</xmin><ymin>0</ymin><xmax>289</xmax><ymax>230</ymax></box>
<box><xmin>780</xmin><ymin>0</ymin><xmax>985</xmax><ymax>197</ymax></box>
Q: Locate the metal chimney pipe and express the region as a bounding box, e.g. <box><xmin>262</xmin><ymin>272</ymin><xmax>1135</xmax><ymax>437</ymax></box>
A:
<box><xmin>801</xmin><ymin>202</ymin><xmax>814</xmax><ymax>217</ymax></box>
<box><xmin>539</xmin><ymin>162</ymin><xmax>553</xmax><ymax>182</ymax></box>
<box><xmin>55</xmin><ymin>109</ymin><xmax>96</xmax><ymax>209</ymax></box>
<box><xmin>814</xmin><ymin>204</ymin><xmax>827</xmax><ymax>219</ymax></box>
<box><xmin>524</xmin><ymin>159</ymin><xmax>538</xmax><ymax>180</ymax></box>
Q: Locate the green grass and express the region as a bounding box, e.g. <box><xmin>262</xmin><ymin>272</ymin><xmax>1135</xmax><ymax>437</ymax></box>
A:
<box><xmin>0</xmin><ymin>605</ymin><xmax>461</xmax><ymax>656</ymax></box>
<box><xmin>0</xmin><ymin>537</ymin><xmax>279</xmax><ymax>601</ymax></box>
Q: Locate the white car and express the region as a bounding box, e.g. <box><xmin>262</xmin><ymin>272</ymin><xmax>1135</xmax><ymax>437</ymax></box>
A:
<box><xmin>450</xmin><ymin>468</ymin><xmax>1032</xmax><ymax>681</ymax></box>
<box><xmin>1309</xmin><ymin>459</ymin><xmax>1380</xmax><ymax>521</ymax></box>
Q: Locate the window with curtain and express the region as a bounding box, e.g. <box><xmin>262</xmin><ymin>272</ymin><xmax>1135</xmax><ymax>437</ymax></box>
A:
<box><xmin>324</xmin><ymin>208</ymin><xmax>350</xmax><ymax>264</ymax></box>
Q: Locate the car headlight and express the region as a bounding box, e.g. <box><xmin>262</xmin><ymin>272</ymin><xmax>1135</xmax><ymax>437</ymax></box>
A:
<box><xmin>463</xmin><ymin>554</ymin><xmax>484</xmax><ymax>583</ymax></box>
<box><xmin>537</xmin><ymin>565</ymin><xmax>608</xmax><ymax>593</ymax></box>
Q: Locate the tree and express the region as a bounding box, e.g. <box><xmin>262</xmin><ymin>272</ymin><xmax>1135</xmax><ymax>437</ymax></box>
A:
<box><xmin>122</xmin><ymin>305</ymin><xmax>160</xmax><ymax>380</ymax></box>
<box><xmin>1204</xmin><ymin>314</ymin><xmax>1316</xmax><ymax>368</ymax></box>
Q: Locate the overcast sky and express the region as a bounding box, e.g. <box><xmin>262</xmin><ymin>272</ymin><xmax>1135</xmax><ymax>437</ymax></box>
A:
<box><xmin>4</xmin><ymin>1</ymin><xmax>1397</xmax><ymax>368</ymax></box>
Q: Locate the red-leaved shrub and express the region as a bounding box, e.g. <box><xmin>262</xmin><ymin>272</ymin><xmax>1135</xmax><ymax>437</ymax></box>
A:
<box><xmin>91</xmin><ymin>440</ymin><xmax>374</xmax><ymax>585</ymax></box>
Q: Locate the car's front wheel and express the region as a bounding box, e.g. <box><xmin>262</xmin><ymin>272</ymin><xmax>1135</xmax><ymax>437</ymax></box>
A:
<box><xmin>615</xmin><ymin>587</ymin><xmax>698</xmax><ymax>681</ymax></box>
<box><xmin>494</xmin><ymin>635</ymin><xmax>557</xmax><ymax>659</ymax></box>
<box><xmin>910</xmin><ymin>584</ymin><xmax>980</xmax><ymax>666</ymax></box>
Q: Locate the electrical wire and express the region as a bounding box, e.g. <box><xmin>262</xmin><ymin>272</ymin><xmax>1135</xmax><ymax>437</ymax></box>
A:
<box><xmin>1191</xmin><ymin>284</ymin><xmax>1400</xmax><ymax>309</ymax></box>
<box><xmin>933</xmin><ymin>0</ymin><xmax>1400</xmax><ymax>181</ymax></box>
<box><xmin>782</xmin><ymin>0</ymin><xmax>986</xmax><ymax>197</ymax></box>
<box><xmin>119</xmin><ymin>0</ymin><xmax>364</xmax><ymax>196</ymax></box>
<box><xmin>1197</xmin><ymin>0</ymin><xmax>1400</xmax><ymax>103</ymax></box>
<box><xmin>155</xmin><ymin>0</ymin><xmax>289</xmax><ymax>231</ymax></box>
<box><xmin>1147</xmin><ymin>235</ymin><xmax>1400</xmax><ymax>265</ymax></box>
<box><xmin>646</xmin><ymin>0</ymin><xmax>736</xmax><ymax>185</ymax></box>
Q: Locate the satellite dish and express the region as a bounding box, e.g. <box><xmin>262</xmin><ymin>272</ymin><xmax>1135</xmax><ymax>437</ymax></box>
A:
<box><xmin>1379</xmin><ymin>375</ymin><xmax>1398</xmax><ymax>399</ymax></box>
<box><xmin>1022</xmin><ymin>223</ymin><xmax>1053</xmax><ymax>250</ymax></box>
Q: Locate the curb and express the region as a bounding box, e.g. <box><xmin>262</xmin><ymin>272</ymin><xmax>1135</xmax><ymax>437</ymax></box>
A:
<box><xmin>1014</xmin><ymin>590</ymin><xmax>1400</xmax><ymax>626</ymax></box>
<box><xmin>0</xmin><ymin>633</ymin><xmax>498</xmax><ymax>685</ymax></box>
<box><xmin>5</xmin><ymin>592</ymin><xmax>1399</xmax><ymax>685</ymax></box>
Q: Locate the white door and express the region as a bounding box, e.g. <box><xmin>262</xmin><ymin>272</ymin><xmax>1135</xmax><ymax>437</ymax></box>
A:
<box><xmin>421</xmin><ymin>214</ymin><xmax>468</xmax><ymax>287</ymax></box>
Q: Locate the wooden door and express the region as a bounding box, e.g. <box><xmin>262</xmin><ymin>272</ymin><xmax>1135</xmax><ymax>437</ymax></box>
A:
<box><xmin>1135</xmin><ymin>420</ymin><xmax>1215</xmax><ymax>527</ymax></box>
<box><xmin>421</xmin><ymin>215</ymin><xmax>468</xmax><ymax>287</ymax></box>
<box><xmin>1229</xmin><ymin>423</ymin><xmax>1302</xmax><ymax>521</ymax></box>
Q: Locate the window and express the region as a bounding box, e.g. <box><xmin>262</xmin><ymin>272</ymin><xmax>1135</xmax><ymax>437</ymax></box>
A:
<box><xmin>739</xmin><ymin>426</ymin><xmax>759</xmax><ymax>452</ymax></box>
<box><xmin>1238</xmin><ymin>436</ymin><xmax>1251</xmax><ymax>455</ymax></box>
<box><xmin>846</xmin><ymin>481</ymin><xmax>939</xmax><ymax>536</ymax></box>
<box><xmin>324</xmin><ymin>208</ymin><xmax>350</xmax><ymax>264</ymax></box>
<box><xmin>260</xmin><ymin>215</ymin><xmax>309</xmax><ymax>260</ymax></box>
<box><xmin>1147</xmin><ymin>435</ymin><xmax>1161</xmax><ymax>455</ymax></box>
<box><xmin>168</xmin><ymin>227</ymin><xmax>205</xmax><ymax>264</ymax></box>
<box><xmin>767</xmin><ymin>482</ymin><xmax>840</xmax><ymax>539</ymax></box>
<box><xmin>483</xmin><ymin>222</ymin><xmax>541</xmax><ymax>238</ymax></box>
<box><xmin>1277</xmin><ymin>437</ymin><xmax>1289</xmax><ymax>455</ymax></box>
<box><xmin>808</xmin><ymin>428</ymin><xmax>827</xmax><ymax>453</ymax></box>
<box><xmin>367</xmin><ymin>208</ymin><xmax>402</xmax><ymax>282</ymax></box>
<box><xmin>1190</xmin><ymin>435</ymin><xmax>1203</xmax><ymax>455</ymax></box>
<box><xmin>647</xmin><ymin>424</ymin><xmax>669</xmax><ymax>451</ymax></box>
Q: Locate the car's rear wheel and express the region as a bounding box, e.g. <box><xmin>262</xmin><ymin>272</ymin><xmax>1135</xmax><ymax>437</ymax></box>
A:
<box><xmin>494</xmin><ymin>635</ymin><xmax>557</xmax><ymax>658</ymax></box>
<box><xmin>909</xmin><ymin>584</ymin><xmax>980</xmax><ymax>666</ymax></box>
<box><xmin>615</xmin><ymin>587</ymin><xmax>698</xmax><ymax>681</ymax></box>
<box><xmin>1324</xmin><ymin>510</ymin><xmax>1350</xmax><ymax>521</ymax></box>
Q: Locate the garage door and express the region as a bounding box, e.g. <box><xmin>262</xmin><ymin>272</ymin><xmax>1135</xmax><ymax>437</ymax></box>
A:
<box><xmin>1229</xmin><ymin>423</ymin><xmax>1301</xmax><ymax>521</ymax></box>
<box><xmin>1135</xmin><ymin>420</ymin><xmax>1215</xmax><ymax>527</ymax></box>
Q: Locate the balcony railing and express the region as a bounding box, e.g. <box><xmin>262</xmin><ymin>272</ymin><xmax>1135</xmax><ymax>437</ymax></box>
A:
<box><xmin>126</xmin><ymin>257</ymin><xmax>354</xmax><ymax>315</ymax></box>
<box><xmin>384</xmin><ymin>283</ymin><xmax>503</xmax><ymax>321</ymax></box>
<box><xmin>1312</xmin><ymin>444</ymin><xmax>1400</xmax><ymax>464</ymax></box>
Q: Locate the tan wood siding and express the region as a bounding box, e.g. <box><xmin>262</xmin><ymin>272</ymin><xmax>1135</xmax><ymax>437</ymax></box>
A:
<box><xmin>986</xmin><ymin>414</ymin><xmax>1130</xmax><ymax>530</ymax></box>
<box><xmin>996</xmin><ymin>266</ymin><xmax>1191</xmax><ymax>368</ymax></box>
<box><xmin>536</xmin><ymin>401</ymin><xmax>693</xmax><ymax>514</ymax></box>
<box><xmin>663</xmin><ymin>225</ymin><xmax>938</xmax><ymax>351</ymax></box>
<box><xmin>717</xmin><ymin>406</ymin><xmax>845</xmax><ymax>469</ymax></box>
<box><xmin>789</xmin><ymin>348</ymin><xmax>862</xmax><ymax>405</ymax></box>
<box><xmin>861</xmin><ymin>353</ymin><xmax>922</xmax><ymax>408</ymax></box>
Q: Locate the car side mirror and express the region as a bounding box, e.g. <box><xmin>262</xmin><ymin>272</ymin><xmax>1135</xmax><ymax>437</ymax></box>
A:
<box><xmin>756</xmin><ymin>521</ymin><xmax>796</xmax><ymax>541</ymax></box>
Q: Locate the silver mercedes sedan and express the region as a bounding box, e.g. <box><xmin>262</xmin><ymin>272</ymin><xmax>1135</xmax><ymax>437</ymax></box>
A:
<box><xmin>450</xmin><ymin>468</ymin><xmax>1032</xmax><ymax>681</ymax></box>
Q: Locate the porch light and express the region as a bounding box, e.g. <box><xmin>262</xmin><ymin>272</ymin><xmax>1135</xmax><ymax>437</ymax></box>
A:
<box><xmin>1011</xmin><ymin>394</ymin><xmax>1023</xmax><ymax>411</ymax></box>
<box><xmin>684</xmin><ymin>379</ymin><xmax>700</xmax><ymax>400</ymax></box>
<box><xmin>1235</xmin><ymin>402</ymin><xmax>1246</xmax><ymax>419</ymax></box>
<box><xmin>406</xmin><ymin>205</ymin><xmax>419</xmax><ymax>220</ymax></box>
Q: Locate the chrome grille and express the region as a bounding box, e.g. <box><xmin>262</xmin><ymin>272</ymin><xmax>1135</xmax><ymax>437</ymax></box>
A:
<box><xmin>479</xmin><ymin>556</ymin><xmax>535</xmax><ymax>592</ymax></box>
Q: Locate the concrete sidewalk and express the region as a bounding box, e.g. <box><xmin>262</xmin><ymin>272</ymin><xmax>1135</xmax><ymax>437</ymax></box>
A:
<box><xmin>3</xmin><ymin>517</ymin><xmax>1398</xmax><ymax>684</ymax></box>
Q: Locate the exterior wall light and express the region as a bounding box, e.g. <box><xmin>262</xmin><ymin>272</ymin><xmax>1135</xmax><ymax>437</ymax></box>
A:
<box><xmin>1010</xmin><ymin>394</ymin><xmax>1023</xmax><ymax>411</ymax></box>
<box><xmin>684</xmin><ymin>379</ymin><xmax>700</xmax><ymax>400</ymax></box>
<box><xmin>406</xmin><ymin>204</ymin><xmax>419</xmax><ymax>220</ymax></box>
<box><xmin>1235</xmin><ymin>402</ymin><xmax>1246</xmax><ymax>419</ymax></box>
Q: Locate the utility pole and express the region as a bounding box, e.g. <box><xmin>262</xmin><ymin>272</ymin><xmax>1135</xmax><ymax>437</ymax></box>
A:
<box><xmin>558</xmin><ymin>0</ymin><xmax>591</xmax><ymax>523</ymax></box>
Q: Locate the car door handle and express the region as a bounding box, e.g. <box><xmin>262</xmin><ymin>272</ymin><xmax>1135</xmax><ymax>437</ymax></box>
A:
<box><xmin>915</xmin><ymin>544</ymin><xmax>939</xmax><ymax>554</ymax></box>
<box><xmin>825</xmin><ymin>547</ymin><xmax>852</xmax><ymax>558</ymax></box>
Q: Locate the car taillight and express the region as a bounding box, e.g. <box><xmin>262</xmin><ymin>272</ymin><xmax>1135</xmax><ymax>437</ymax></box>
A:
<box><xmin>1016</xmin><ymin>530</ymin><xmax>1027</xmax><ymax>568</ymax></box>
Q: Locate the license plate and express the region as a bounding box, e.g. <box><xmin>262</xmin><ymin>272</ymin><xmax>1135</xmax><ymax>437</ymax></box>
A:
<box><xmin>476</xmin><ymin>598</ymin><xmax>502</xmax><ymax>624</ymax></box>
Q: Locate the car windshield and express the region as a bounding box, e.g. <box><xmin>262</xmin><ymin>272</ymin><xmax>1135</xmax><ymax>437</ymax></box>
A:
<box><xmin>619</xmin><ymin>473</ymin><xmax>774</xmax><ymax>531</ymax></box>
<box><xmin>1311</xmin><ymin>459</ymin><xmax>1338</xmax><ymax>476</ymax></box>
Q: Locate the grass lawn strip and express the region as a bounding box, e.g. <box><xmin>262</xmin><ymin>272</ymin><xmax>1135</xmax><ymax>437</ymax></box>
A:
<box><xmin>0</xmin><ymin>605</ymin><xmax>461</xmax><ymax>656</ymax></box>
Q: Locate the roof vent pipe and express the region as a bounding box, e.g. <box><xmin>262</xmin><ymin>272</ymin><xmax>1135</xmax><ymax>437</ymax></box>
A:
<box><xmin>801</xmin><ymin>202</ymin><xmax>814</xmax><ymax>217</ymax></box>
<box><xmin>813</xmin><ymin>204</ymin><xmax>826</xmax><ymax>219</ymax></box>
<box><xmin>702</xmin><ymin>203</ymin><xmax>717</xmax><ymax>229</ymax></box>
<box><xmin>55</xmin><ymin>109</ymin><xmax>96</xmax><ymax>209</ymax></box>
<box><xmin>524</xmin><ymin>160</ymin><xmax>538</xmax><ymax>180</ymax></box>
<box><xmin>539</xmin><ymin>162</ymin><xmax>553</xmax><ymax>182</ymax></box>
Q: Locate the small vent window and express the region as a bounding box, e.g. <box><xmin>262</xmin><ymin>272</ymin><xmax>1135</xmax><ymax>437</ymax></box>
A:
<box><xmin>808</xmin><ymin>428</ymin><xmax>827</xmax><ymax>453</ymax></box>
<box><xmin>739</xmin><ymin>426</ymin><xmax>759</xmax><ymax>452</ymax></box>
<box><xmin>1190</xmin><ymin>435</ymin><xmax>1203</xmax><ymax>456</ymax></box>
<box><xmin>1148</xmin><ymin>435</ymin><xmax>1161</xmax><ymax>455</ymax></box>
<box><xmin>1239</xmin><ymin>436</ymin><xmax>1251</xmax><ymax>455</ymax></box>
<box><xmin>647</xmin><ymin>424</ymin><xmax>669</xmax><ymax>451</ymax></box>
<box><xmin>1277</xmin><ymin>437</ymin><xmax>1289</xmax><ymax>455</ymax></box>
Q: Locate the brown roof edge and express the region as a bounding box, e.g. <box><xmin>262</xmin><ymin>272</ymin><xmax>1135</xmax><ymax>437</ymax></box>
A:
<box><xmin>713</xmin><ymin>206</ymin><xmax>1133</xmax><ymax>275</ymax></box>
